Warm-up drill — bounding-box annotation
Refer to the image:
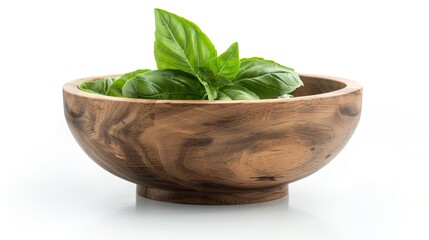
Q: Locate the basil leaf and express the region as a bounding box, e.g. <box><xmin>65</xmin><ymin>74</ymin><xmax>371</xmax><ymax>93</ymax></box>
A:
<box><xmin>240</xmin><ymin>57</ymin><xmax>294</xmax><ymax>71</ymax></box>
<box><xmin>202</xmin><ymin>83</ymin><xmax>218</xmax><ymax>100</ymax></box>
<box><xmin>215</xmin><ymin>91</ymin><xmax>232</xmax><ymax>100</ymax></box>
<box><xmin>78</xmin><ymin>77</ymin><xmax>115</xmax><ymax>95</ymax></box>
<box><xmin>217</xmin><ymin>84</ymin><xmax>259</xmax><ymax>100</ymax></box>
<box><xmin>234</xmin><ymin>59</ymin><xmax>303</xmax><ymax>99</ymax></box>
<box><xmin>154</xmin><ymin>9</ymin><xmax>217</xmax><ymax>77</ymax></box>
<box><xmin>106</xmin><ymin>69</ymin><xmax>151</xmax><ymax>97</ymax></box>
<box><xmin>205</xmin><ymin>42</ymin><xmax>240</xmax><ymax>80</ymax></box>
<box><xmin>197</xmin><ymin>67</ymin><xmax>237</xmax><ymax>100</ymax></box>
<box><xmin>278</xmin><ymin>93</ymin><xmax>293</xmax><ymax>99</ymax></box>
<box><xmin>194</xmin><ymin>68</ymin><xmax>216</xmax><ymax>100</ymax></box>
<box><xmin>122</xmin><ymin>70</ymin><xmax>205</xmax><ymax>100</ymax></box>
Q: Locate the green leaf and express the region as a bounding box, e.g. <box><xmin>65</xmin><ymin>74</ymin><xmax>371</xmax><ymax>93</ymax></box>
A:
<box><xmin>196</xmin><ymin>67</ymin><xmax>233</xmax><ymax>100</ymax></box>
<box><xmin>106</xmin><ymin>69</ymin><xmax>151</xmax><ymax>97</ymax></box>
<box><xmin>154</xmin><ymin>9</ymin><xmax>217</xmax><ymax>77</ymax></box>
<box><xmin>240</xmin><ymin>57</ymin><xmax>294</xmax><ymax>71</ymax></box>
<box><xmin>215</xmin><ymin>91</ymin><xmax>232</xmax><ymax>100</ymax></box>
<box><xmin>78</xmin><ymin>77</ymin><xmax>115</xmax><ymax>95</ymax></box>
<box><xmin>122</xmin><ymin>70</ymin><xmax>205</xmax><ymax>100</ymax></box>
<box><xmin>234</xmin><ymin>59</ymin><xmax>303</xmax><ymax>99</ymax></box>
<box><xmin>195</xmin><ymin>68</ymin><xmax>218</xmax><ymax>100</ymax></box>
<box><xmin>278</xmin><ymin>93</ymin><xmax>293</xmax><ymax>99</ymax></box>
<box><xmin>205</xmin><ymin>42</ymin><xmax>240</xmax><ymax>80</ymax></box>
<box><xmin>202</xmin><ymin>82</ymin><xmax>218</xmax><ymax>100</ymax></box>
<box><xmin>217</xmin><ymin>84</ymin><xmax>259</xmax><ymax>100</ymax></box>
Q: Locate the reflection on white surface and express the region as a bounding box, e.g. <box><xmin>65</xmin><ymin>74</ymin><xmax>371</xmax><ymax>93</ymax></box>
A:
<box><xmin>77</xmin><ymin>195</ymin><xmax>337</xmax><ymax>240</ymax></box>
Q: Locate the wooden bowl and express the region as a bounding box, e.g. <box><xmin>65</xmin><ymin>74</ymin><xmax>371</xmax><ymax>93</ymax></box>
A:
<box><xmin>63</xmin><ymin>74</ymin><xmax>362</xmax><ymax>205</ymax></box>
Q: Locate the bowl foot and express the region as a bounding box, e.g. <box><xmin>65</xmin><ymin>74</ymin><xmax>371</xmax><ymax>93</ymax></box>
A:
<box><xmin>136</xmin><ymin>184</ymin><xmax>288</xmax><ymax>205</ymax></box>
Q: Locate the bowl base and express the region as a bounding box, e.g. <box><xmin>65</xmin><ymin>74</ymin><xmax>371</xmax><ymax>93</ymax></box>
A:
<box><xmin>136</xmin><ymin>184</ymin><xmax>288</xmax><ymax>205</ymax></box>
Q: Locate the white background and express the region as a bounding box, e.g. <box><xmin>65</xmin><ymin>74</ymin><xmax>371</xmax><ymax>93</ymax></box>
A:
<box><xmin>1</xmin><ymin>0</ymin><xmax>428</xmax><ymax>239</ymax></box>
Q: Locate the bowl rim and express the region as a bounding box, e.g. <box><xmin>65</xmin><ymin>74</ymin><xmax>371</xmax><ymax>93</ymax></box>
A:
<box><xmin>63</xmin><ymin>73</ymin><xmax>362</xmax><ymax>104</ymax></box>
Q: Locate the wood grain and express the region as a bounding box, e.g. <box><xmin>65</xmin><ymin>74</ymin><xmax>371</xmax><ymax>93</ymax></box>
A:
<box><xmin>63</xmin><ymin>74</ymin><xmax>362</xmax><ymax>204</ymax></box>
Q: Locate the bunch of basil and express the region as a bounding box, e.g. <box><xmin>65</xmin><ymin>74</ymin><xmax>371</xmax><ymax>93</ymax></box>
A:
<box><xmin>79</xmin><ymin>9</ymin><xmax>303</xmax><ymax>100</ymax></box>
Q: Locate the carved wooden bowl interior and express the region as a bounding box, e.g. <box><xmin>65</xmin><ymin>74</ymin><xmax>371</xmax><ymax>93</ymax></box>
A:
<box><xmin>63</xmin><ymin>74</ymin><xmax>362</xmax><ymax>205</ymax></box>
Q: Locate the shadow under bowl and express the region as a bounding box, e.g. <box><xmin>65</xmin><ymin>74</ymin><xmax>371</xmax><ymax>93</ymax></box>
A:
<box><xmin>63</xmin><ymin>74</ymin><xmax>362</xmax><ymax>205</ymax></box>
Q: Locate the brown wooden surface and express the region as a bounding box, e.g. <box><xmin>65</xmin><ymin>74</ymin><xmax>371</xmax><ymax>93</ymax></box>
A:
<box><xmin>63</xmin><ymin>74</ymin><xmax>362</xmax><ymax>205</ymax></box>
